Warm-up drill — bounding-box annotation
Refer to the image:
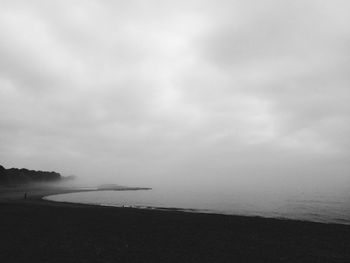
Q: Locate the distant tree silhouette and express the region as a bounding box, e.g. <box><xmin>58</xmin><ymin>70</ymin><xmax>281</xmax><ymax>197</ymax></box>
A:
<box><xmin>0</xmin><ymin>165</ymin><xmax>8</xmax><ymax>184</ymax></box>
<box><xmin>0</xmin><ymin>165</ymin><xmax>61</xmax><ymax>185</ymax></box>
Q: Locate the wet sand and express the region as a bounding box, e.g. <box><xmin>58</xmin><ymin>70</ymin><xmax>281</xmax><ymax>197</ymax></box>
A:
<box><xmin>1</xmin><ymin>187</ymin><xmax>350</xmax><ymax>262</ymax></box>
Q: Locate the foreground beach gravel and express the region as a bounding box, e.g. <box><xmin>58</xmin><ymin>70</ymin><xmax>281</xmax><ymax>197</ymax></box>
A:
<box><xmin>1</xmin><ymin>189</ymin><xmax>350</xmax><ymax>263</ymax></box>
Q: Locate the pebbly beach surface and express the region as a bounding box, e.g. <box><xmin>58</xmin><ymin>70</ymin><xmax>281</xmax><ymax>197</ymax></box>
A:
<box><xmin>1</xmin><ymin>186</ymin><xmax>350</xmax><ymax>263</ymax></box>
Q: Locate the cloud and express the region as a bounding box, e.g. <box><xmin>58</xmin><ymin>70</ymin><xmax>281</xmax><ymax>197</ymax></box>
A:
<box><xmin>190</xmin><ymin>0</ymin><xmax>350</xmax><ymax>152</ymax></box>
<box><xmin>0</xmin><ymin>0</ymin><xmax>349</xmax><ymax>188</ymax></box>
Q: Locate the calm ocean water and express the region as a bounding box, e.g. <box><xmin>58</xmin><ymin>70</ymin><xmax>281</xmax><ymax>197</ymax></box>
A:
<box><xmin>44</xmin><ymin>187</ymin><xmax>350</xmax><ymax>225</ymax></box>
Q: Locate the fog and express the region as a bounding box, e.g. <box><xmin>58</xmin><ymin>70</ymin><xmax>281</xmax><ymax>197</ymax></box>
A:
<box><xmin>1</xmin><ymin>1</ymin><xmax>349</xmax><ymax>195</ymax></box>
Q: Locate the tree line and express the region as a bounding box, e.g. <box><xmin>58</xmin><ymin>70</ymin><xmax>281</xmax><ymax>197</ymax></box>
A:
<box><xmin>0</xmin><ymin>165</ymin><xmax>61</xmax><ymax>185</ymax></box>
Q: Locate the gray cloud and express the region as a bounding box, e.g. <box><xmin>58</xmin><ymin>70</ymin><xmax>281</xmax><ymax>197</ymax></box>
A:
<box><xmin>0</xmin><ymin>0</ymin><xmax>349</xmax><ymax>189</ymax></box>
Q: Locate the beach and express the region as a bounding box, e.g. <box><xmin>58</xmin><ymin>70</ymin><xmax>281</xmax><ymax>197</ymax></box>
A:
<box><xmin>1</xmin><ymin>187</ymin><xmax>350</xmax><ymax>263</ymax></box>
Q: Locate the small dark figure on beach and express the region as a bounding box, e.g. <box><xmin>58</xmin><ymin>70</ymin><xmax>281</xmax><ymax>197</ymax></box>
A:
<box><xmin>24</xmin><ymin>192</ymin><xmax>27</xmax><ymax>200</ymax></box>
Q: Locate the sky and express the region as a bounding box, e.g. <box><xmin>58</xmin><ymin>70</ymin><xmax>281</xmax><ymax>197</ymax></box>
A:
<box><xmin>0</xmin><ymin>0</ymin><xmax>349</xmax><ymax>190</ymax></box>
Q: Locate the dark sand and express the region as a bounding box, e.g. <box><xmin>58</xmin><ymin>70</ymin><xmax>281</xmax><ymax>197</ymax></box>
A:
<box><xmin>1</xmin><ymin>187</ymin><xmax>350</xmax><ymax>263</ymax></box>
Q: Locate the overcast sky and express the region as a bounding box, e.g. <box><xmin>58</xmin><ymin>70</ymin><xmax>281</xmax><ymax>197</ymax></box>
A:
<box><xmin>0</xmin><ymin>0</ymin><xmax>349</xmax><ymax>189</ymax></box>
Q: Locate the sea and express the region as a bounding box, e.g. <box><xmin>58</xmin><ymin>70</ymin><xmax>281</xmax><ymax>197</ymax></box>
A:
<box><xmin>44</xmin><ymin>186</ymin><xmax>350</xmax><ymax>225</ymax></box>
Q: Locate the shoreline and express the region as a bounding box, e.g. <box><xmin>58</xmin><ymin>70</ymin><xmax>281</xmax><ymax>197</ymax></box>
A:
<box><xmin>44</xmin><ymin>195</ymin><xmax>350</xmax><ymax>226</ymax></box>
<box><xmin>43</xmin><ymin>188</ymin><xmax>350</xmax><ymax>226</ymax></box>
<box><xmin>1</xmin><ymin>185</ymin><xmax>349</xmax><ymax>226</ymax></box>
<box><xmin>1</xmin><ymin>186</ymin><xmax>350</xmax><ymax>262</ymax></box>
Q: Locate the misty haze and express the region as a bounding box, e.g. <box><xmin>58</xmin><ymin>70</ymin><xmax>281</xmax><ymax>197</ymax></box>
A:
<box><xmin>1</xmin><ymin>1</ymin><xmax>350</xmax><ymax>262</ymax></box>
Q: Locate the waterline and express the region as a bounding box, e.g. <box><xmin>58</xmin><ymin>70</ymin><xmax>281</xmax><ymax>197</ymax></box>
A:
<box><xmin>44</xmin><ymin>188</ymin><xmax>350</xmax><ymax>225</ymax></box>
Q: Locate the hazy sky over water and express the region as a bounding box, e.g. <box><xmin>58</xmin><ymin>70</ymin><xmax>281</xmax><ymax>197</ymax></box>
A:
<box><xmin>1</xmin><ymin>0</ymin><xmax>349</xmax><ymax>189</ymax></box>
